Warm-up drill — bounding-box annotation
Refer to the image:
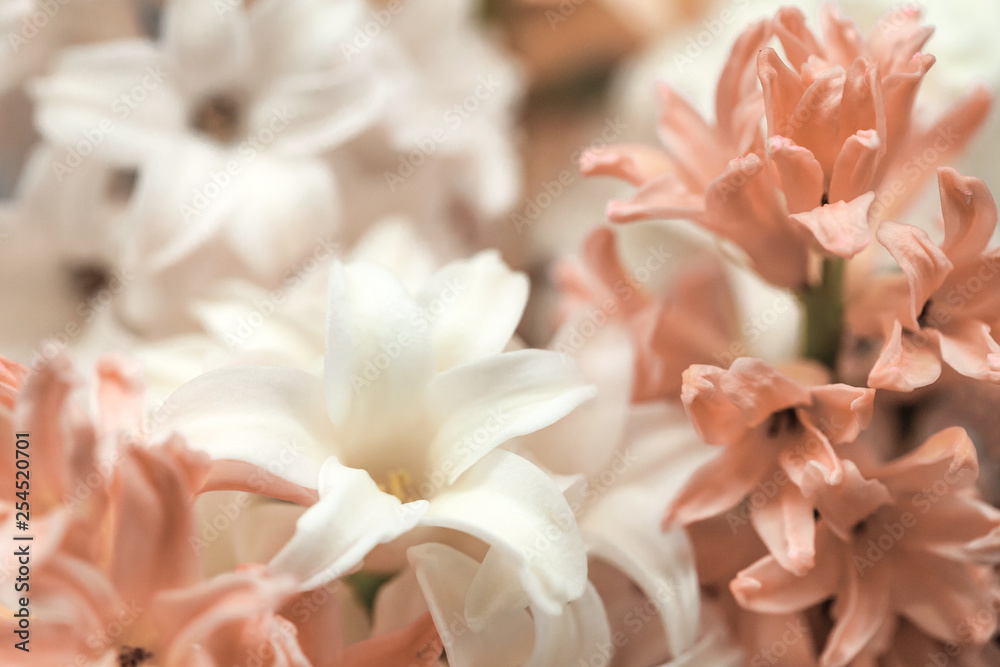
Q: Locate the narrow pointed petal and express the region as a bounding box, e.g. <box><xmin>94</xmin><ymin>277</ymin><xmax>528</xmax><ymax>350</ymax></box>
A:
<box><xmin>325</xmin><ymin>261</ymin><xmax>434</xmax><ymax>449</ymax></box>
<box><xmin>420</xmin><ymin>449</ymin><xmax>587</xmax><ymax>618</ymax></box>
<box><xmin>419</xmin><ymin>250</ymin><xmax>528</xmax><ymax>372</ymax></box>
<box><xmin>578</xmin><ymin>144</ymin><xmax>673</xmax><ymax>186</ymax></box>
<box><xmin>875</xmin><ymin>221</ymin><xmax>953</xmax><ymax>330</ymax></box>
<box><xmin>269</xmin><ymin>459</ymin><xmax>428</xmax><ymax>590</ymax></box>
<box><xmin>828</xmin><ymin>130</ymin><xmax>881</xmax><ymax>204</ymax></box>
<box><xmin>867</xmin><ymin>320</ymin><xmax>942</xmax><ymax>392</ymax></box>
<box><xmin>821</xmin><ymin>566</ymin><xmax>891</xmax><ymax>667</ymax></box>
<box><xmin>408</xmin><ymin>543</ymin><xmax>535</xmax><ymax>667</ymax></box>
<box><xmin>158</xmin><ymin>365</ymin><xmax>334</xmax><ymax>491</ymax></box>
<box><xmin>768</xmin><ymin>136</ymin><xmax>823</xmax><ymax>214</ymax></box>
<box><xmin>937</xmin><ymin>167</ymin><xmax>999</xmax><ymax>268</ymax></box>
<box><xmin>790</xmin><ymin>192</ymin><xmax>873</xmax><ymax>258</ymax></box>
<box><xmin>426</xmin><ymin>349</ymin><xmax>595</xmax><ymax>485</ymax></box>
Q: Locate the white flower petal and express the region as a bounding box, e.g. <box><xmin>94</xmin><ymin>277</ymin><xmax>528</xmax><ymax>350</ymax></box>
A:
<box><xmin>426</xmin><ymin>349</ymin><xmax>596</xmax><ymax>484</ymax></box>
<box><xmin>408</xmin><ymin>543</ymin><xmax>534</xmax><ymax>667</ymax></box>
<box><xmin>525</xmin><ymin>582</ymin><xmax>612</xmax><ymax>667</ymax></box>
<box><xmin>30</xmin><ymin>41</ymin><xmax>185</xmax><ymax>162</ymax></box>
<box><xmin>158</xmin><ymin>365</ymin><xmax>333</xmax><ymax>491</ymax></box>
<box><xmin>162</xmin><ymin>0</ymin><xmax>252</xmax><ymax>100</ymax></box>
<box><xmin>324</xmin><ymin>261</ymin><xmax>434</xmax><ymax>451</ymax></box>
<box><xmin>270</xmin><ymin>458</ymin><xmax>428</xmax><ymax>590</ymax></box>
<box><xmin>421</xmin><ymin>449</ymin><xmax>588</xmax><ymax>618</ymax></box>
<box><xmin>418</xmin><ymin>250</ymin><xmax>528</xmax><ymax>371</ymax></box>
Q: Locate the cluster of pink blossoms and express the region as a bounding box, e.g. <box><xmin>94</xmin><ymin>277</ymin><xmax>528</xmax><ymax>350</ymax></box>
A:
<box><xmin>570</xmin><ymin>4</ymin><xmax>1000</xmax><ymax>665</ymax></box>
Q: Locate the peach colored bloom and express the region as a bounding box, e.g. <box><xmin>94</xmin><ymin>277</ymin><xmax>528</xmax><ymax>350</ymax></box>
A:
<box><xmin>731</xmin><ymin>427</ymin><xmax>1000</xmax><ymax>667</ymax></box>
<box><xmin>851</xmin><ymin>168</ymin><xmax>1000</xmax><ymax>391</ymax></box>
<box><xmin>664</xmin><ymin>358</ymin><xmax>886</xmax><ymax>576</ymax></box>
<box><xmin>0</xmin><ymin>352</ymin><xmax>442</xmax><ymax>667</ymax></box>
<box><xmin>582</xmin><ymin>5</ymin><xmax>990</xmax><ymax>290</ymax></box>
<box><xmin>554</xmin><ymin>227</ymin><xmax>737</xmax><ymax>401</ymax></box>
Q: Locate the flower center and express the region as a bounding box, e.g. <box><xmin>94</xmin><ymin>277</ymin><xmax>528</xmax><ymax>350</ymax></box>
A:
<box><xmin>118</xmin><ymin>646</ymin><xmax>153</xmax><ymax>667</ymax></box>
<box><xmin>378</xmin><ymin>469</ymin><xmax>423</xmax><ymax>503</ymax></box>
<box><xmin>189</xmin><ymin>93</ymin><xmax>245</xmax><ymax>144</ymax></box>
<box><xmin>917</xmin><ymin>299</ymin><xmax>932</xmax><ymax>329</ymax></box>
<box><xmin>766</xmin><ymin>408</ymin><xmax>801</xmax><ymax>438</ymax></box>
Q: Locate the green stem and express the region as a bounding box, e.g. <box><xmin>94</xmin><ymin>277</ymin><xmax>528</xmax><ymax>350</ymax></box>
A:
<box><xmin>798</xmin><ymin>257</ymin><xmax>845</xmax><ymax>373</ymax></box>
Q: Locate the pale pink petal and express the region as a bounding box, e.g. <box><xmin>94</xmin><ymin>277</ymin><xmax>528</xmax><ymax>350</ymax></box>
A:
<box><xmin>750</xmin><ymin>481</ymin><xmax>816</xmax><ymax>575</ymax></box>
<box><xmin>341</xmin><ymin>613</ymin><xmax>442</xmax><ymax>667</ymax></box>
<box><xmin>892</xmin><ymin>551</ymin><xmax>997</xmax><ymax>644</ymax></box>
<box><xmin>805</xmin><ymin>460</ymin><xmax>891</xmax><ymax>541</ymax></box>
<box><xmin>768</xmin><ymin>136</ymin><xmax>824</xmax><ymax>214</ymax></box>
<box><xmin>730</xmin><ymin>540</ymin><xmax>839</xmax><ymax>613</ymax></box>
<box><xmin>873</xmin><ymin>426</ymin><xmax>978</xmax><ymax>493</ymax></box>
<box><xmin>867</xmin><ymin>320</ymin><xmax>942</xmax><ymax>392</ymax></box>
<box><xmin>837</xmin><ymin>58</ymin><xmax>884</xmax><ymax>163</ymax></box>
<box><xmin>865</xmin><ymin>5</ymin><xmax>932</xmax><ymax>72</ymax></box>
<box><xmin>790</xmin><ymin>192</ymin><xmax>873</xmax><ymax>258</ymax></box>
<box><xmin>818</xmin><ymin>4</ymin><xmax>862</xmax><ymax>68</ymax></box>
<box><xmin>94</xmin><ymin>354</ymin><xmax>146</xmax><ymax>438</ymax></box>
<box><xmin>13</xmin><ymin>353</ymin><xmax>97</xmax><ymax>514</ymax></box>
<box><xmin>806</xmin><ymin>383</ymin><xmax>875</xmax><ymax>445</ymax></box>
<box><xmin>107</xmin><ymin>437</ymin><xmax>209</xmax><ymax>610</ymax></box>
<box><xmin>702</xmin><ymin>153</ymin><xmax>809</xmax><ymax>288</ymax></box>
<box><xmin>938</xmin><ymin>319</ymin><xmax>1000</xmax><ymax>382</ymax></box>
<box><xmin>937</xmin><ymin>167</ymin><xmax>999</xmax><ymax>268</ymax></box>
<box><xmin>828</xmin><ymin>130</ymin><xmax>881</xmax><ymax>204</ymax></box>
<box><xmin>821</xmin><ymin>564</ymin><xmax>891</xmax><ymax>667</ymax></box>
<box><xmin>680</xmin><ymin>364</ymin><xmax>747</xmax><ymax>444</ymax></box>
<box><xmin>718</xmin><ymin>358</ymin><xmax>811</xmax><ymax>429</ymax></box>
<box><xmin>880</xmin><ymin>53</ymin><xmax>935</xmax><ymax>153</ymax></box>
<box><xmin>772</xmin><ymin>7</ymin><xmax>823</xmax><ymax>72</ymax></box>
<box><xmin>758</xmin><ymin>48</ymin><xmax>805</xmax><ymax>141</ymax></box>
<box><xmin>578</xmin><ymin>143</ymin><xmax>673</xmax><ymax>186</ymax></box>
<box><xmin>715</xmin><ymin>19</ymin><xmax>771</xmax><ymax>147</ymax></box>
<box><xmin>153</xmin><ymin>565</ymin><xmax>308</xmax><ymax>667</ymax></box>
<box><xmin>785</xmin><ymin>67</ymin><xmax>847</xmax><ymax>177</ymax></box>
<box><xmin>605</xmin><ymin>171</ymin><xmax>706</xmax><ymax>223</ymax></box>
<box><xmin>654</xmin><ymin>83</ymin><xmax>728</xmax><ymax>189</ymax></box>
<box><xmin>664</xmin><ymin>436</ymin><xmax>773</xmax><ymax>527</ymax></box>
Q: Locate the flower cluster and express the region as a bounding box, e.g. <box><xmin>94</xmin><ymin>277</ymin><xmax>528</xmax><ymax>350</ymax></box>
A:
<box><xmin>1</xmin><ymin>1</ymin><xmax>999</xmax><ymax>666</ymax></box>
